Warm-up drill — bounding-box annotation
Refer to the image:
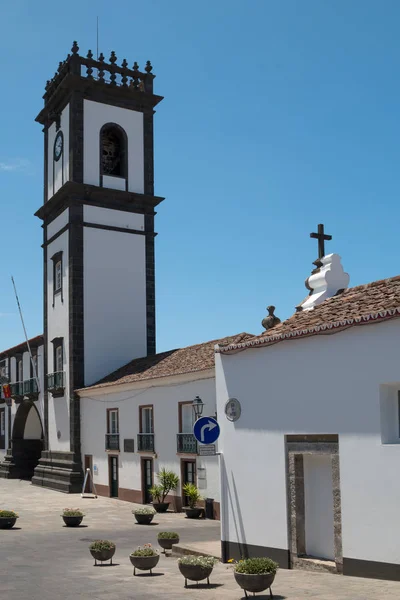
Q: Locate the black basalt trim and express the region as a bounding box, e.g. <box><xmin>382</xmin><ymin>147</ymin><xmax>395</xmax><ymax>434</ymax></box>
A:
<box><xmin>43</xmin><ymin>223</ymin><xmax>69</xmax><ymax>247</ymax></box>
<box><xmin>43</xmin><ymin>208</ymin><xmax>49</xmax><ymax>450</ymax></box>
<box><xmin>143</xmin><ymin>109</ymin><xmax>154</xmax><ymax>196</ymax></box>
<box><xmin>70</xmin><ymin>92</ymin><xmax>84</xmax><ymax>184</ymax></box>
<box><xmin>221</xmin><ymin>540</ymin><xmax>290</xmax><ymax>569</ymax></box>
<box><xmin>145</xmin><ymin>214</ymin><xmax>156</xmax><ymax>355</ymax></box>
<box><xmin>343</xmin><ymin>557</ymin><xmax>400</xmax><ymax>581</ymax></box>
<box><xmin>83</xmin><ymin>222</ymin><xmax>152</xmax><ymax>236</ymax></box>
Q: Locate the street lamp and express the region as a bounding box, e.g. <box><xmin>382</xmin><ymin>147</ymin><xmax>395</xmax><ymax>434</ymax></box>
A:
<box><xmin>192</xmin><ymin>396</ymin><xmax>204</xmax><ymax>421</ymax></box>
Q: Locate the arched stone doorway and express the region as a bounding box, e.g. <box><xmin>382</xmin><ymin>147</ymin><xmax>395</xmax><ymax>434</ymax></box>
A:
<box><xmin>11</xmin><ymin>401</ymin><xmax>44</xmax><ymax>480</ymax></box>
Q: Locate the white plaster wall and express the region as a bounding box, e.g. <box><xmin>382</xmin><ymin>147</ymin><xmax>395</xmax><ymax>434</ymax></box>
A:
<box><xmin>83</xmin><ymin>99</ymin><xmax>144</xmax><ymax>193</ymax></box>
<box><xmin>47</xmin><ymin>232</ymin><xmax>70</xmax><ymax>450</ymax></box>
<box><xmin>216</xmin><ymin>318</ymin><xmax>400</xmax><ymax>565</ymax></box>
<box><xmin>47</xmin><ymin>104</ymin><xmax>70</xmax><ymax>200</ymax></box>
<box><xmin>83</xmin><ymin>206</ymin><xmax>144</xmax><ymax>231</ymax></box>
<box><xmin>83</xmin><ymin>227</ymin><xmax>147</xmax><ymax>385</ymax></box>
<box><xmin>47</xmin><ymin>209</ymin><xmax>69</xmax><ymax>240</ymax></box>
<box><xmin>80</xmin><ymin>373</ymin><xmax>220</xmax><ymax>502</ymax></box>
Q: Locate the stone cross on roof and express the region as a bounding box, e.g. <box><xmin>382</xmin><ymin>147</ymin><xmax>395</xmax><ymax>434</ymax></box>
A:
<box><xmin>310</xmin><ymin>223</ymin><xmax>332</xmax><ymax>259</ymax></box>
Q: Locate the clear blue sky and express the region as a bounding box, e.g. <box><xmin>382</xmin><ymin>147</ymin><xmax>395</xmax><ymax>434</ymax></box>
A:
<box><xmin>1</xmin><ymin>0</ymin><xmax>400</xmax><ymax>353</ymax></box>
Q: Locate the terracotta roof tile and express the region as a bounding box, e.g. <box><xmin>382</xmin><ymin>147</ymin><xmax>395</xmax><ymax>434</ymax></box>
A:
<box><xmin>218</xmin><ymin>276</ymin><xmax>400</xmax><ymax>353</ymax></box>
<box><xmin>0</xmin><ymin>335</ymin><xmax>44</xmax><ymax>360</ymax></box>
<box><xmin>83</xmin><ymin>332</ymin><xmax>254</xmax><ymax>391</ymax></box>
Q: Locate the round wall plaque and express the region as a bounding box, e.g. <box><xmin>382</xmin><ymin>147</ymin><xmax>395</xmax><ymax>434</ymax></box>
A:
<box><xmin>225</xmin><ymin>398</ymin><xmax>241</xmax><ymax>422</ymax></box>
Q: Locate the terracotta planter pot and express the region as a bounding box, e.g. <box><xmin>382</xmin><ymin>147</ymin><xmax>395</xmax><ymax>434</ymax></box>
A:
<box><xmin>153</xmin><ymin>502</ymin><xmax>170</xmax><ymax>513</ymax></box>
<box><xmin>130</xmin><ymin>553</ymin><xmax>160</xmax><ymax>575</ymax></box>
<box><xmin>90</xmin><ymin>546</ymin><xmax>116</xmax><ymax>565</ymax></box>
<box><xmin>134</xmin><ymin>513</ymin><xmax>155</xmax><ymax>525</ymax></box>
<box><xmin>184</xmin><ymin>508</ymin><xmax>202</xmax><ymax>519</ymax></box>
<box><xmin>234</xmin><ymin>570</ymin><xmax>275</xmax><ymax>597</ymax></box>
<box><xmin>158</xmin><ymin>536</ymin><xmax>179</xmax><ymax>552</ymax></box>
<box><xmin>62</xmin><ymin>516</ymin><xmax>83</xmax><ymax>527</ymax></box>
<box><xmin>178</xmin><ymin>563</ymin><xmax>214</xmax><ymax>587</ymax></box>
<box><xmin>0</xmin><ymin>517</ymin><xmax>17</xmax><ymax>529</ymax></box>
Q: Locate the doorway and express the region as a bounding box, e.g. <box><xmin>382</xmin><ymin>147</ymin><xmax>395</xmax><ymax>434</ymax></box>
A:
<box><xmin>84</xmin><ymin>455</ymin><xmax>93</xmax><ymax>493</ymax></box>
<box><xmin>109</xmin><ymin>455</ymin><xmax>119</xmax><ymax>498</ymax></box>
<box><xmin>181</xmin><ymin>459</ymin><xmax>196</xmax><ymax>507</ymax></box>
<box><xmin>141</xmin><ymin>458</ymin><xmax>153</xmax><ymax>504</ymax></box>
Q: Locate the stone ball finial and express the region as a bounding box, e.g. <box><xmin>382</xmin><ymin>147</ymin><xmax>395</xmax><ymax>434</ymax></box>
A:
<box><xmin>262</xmin><ymin>305</ymin><xmax>281</xmax><ymax>331</ymax></box>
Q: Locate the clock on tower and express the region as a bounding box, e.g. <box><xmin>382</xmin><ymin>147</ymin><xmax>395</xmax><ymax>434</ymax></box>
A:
<box><xmin>32</xmin><ymin>42</ymin><xmax>164</xmax><ymax>493</ymax></box>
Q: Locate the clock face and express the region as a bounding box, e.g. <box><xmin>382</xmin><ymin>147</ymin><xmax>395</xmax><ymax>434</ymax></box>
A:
<box><xmin>54</xmin><ymin>131</ymin><xmax>63</xmax><ymax>162</ymax></box>
<box><xmin>225</xmin><ymin>398</ymin><xmax>241</xmax><ymax>422</ymax></box>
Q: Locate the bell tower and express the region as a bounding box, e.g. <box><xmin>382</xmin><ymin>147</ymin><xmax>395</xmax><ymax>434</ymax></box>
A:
<box><xmin>32</xmin><ymin>42</ymin><xmax>164</xmax><ymax>492</ymax></box>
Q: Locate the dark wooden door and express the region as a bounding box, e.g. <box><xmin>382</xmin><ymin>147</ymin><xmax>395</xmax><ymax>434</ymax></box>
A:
<box><xmin>84</xmin><ymin>455</ymin><xmax>93</xmax><ymax>493</ymax></box>
<box><xmin>109</xmin><ymin>456</ymin><xmax>118</xmax><ymax>498</ymax></box>
<box><xmin>182</xmin><ymin>460</ymin><xmax>196</xmax><ymax>506</ymax></box>
<box><xmin>142</xmin><ymin>458</ymin><xmax>153</xmax><ymax>504</ymax></box>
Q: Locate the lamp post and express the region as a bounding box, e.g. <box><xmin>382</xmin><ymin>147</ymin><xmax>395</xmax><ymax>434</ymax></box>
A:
<box><xmin>192</xmin><ymin>395</ymin><xmax>204</xmax><ymax>421</ymax></box>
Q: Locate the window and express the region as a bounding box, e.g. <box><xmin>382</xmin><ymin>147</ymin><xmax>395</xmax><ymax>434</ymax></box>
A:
<box><xmin>107</xmin><ymin>409</ymin><xmax>119</xmax><ymax>434</ymax></box>
<box><xmin>101</xmin><ymin>124</ymin><xmax>126</xmax><ymax>178</ymax></box>
<box><xmin>52</xmin><ymin>339</ymin><xmax>63</xmax><ymax>373</ymax></box>
<box><xmin>180</xmin><ymin>402</ymin><xmax>195</xmax><ymax>433</ymax></box>
<box><xmin>0</xmin><ymin>410</ymin><xmax>4</xmax><ymax>435</ymax></box>
<box><xmin>140</xmin><ymin>406</ymin><xmax>153</xmax><ymax>433</ymax></box>
<box><xmin>30</xmin><ymin>353</ymin><xmax>38</xmax><ymax>379</ymax></box>
<box><xmin>17</xmin><ymin>358</ymin><xmax>23</xmax><ymax>382</ymax></box>
<box><xmin>51</xmin><ymin>251</ymin><xmax>63</xmax><ymax>302</ymax></box>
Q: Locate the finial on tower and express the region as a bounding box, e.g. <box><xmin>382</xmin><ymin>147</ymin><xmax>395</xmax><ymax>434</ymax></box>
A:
<box><xmin>71</xmin><ymin>41</ymin><xmax>79</xmax><ymax>55</ymax></box>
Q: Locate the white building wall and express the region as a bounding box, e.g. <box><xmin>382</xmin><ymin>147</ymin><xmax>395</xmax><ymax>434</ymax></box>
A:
<box><xmin>83</xmin><ymin>99</ymin><xmax>144</xmax><ymax>194</ymax></box>
<box><xmin>83</xmin><ymin>206</ymin><xmax>144</xmax><ymax>232</ymax></box>
<box><xmin>47</xmin><ymin>209</ymin><xmax>69</xmax><ymax>240</ymax></box>
<box><xmin>80</xmin><ymin>372</ymin><xmax>220</xmax><ymax>504</ymax></box>
<box><xmin>83</xmin><ymin>227</ymin><xmax>147</xmax><ymax>386</ymax></box>
<box><xmin>47</xmin><ymin>103</ymin><xmax>70</xmax><ymax>200</ymax></box>
<box><xmin>216</xmin><ymin>318</ymin><xmax>400</xmax><ymax>566</ymax></box>
<box><xmin>47</xmin><ymin>231</ymin><xmax>70</xmax><ymax>450</ymax></box>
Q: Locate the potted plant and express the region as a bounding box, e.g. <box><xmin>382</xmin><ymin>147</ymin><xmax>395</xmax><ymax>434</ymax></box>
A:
<box><xmin>133</xmin><ymin>507</ymin><xmax>156</xmax><ymax>525</ymax></box>
<box><xmin>157</xmin><ymin>531</ymin><xmax>180</xmax><ymax>553</ymax></box>
<box><xmin>0</xmin><ymin>510</ymin><xmax>19</xmax><ymax>529</ymax></box>
<box><xmin>150</xmin><ymin>468</ymin><xmax>179</xmax><ymax>512</ymax></box>
<box><xmin>182</xmin><ymin>483</ymin><xmax>203</xmax><ymax>518</ymax></box>
<box><xmin>61</xmin><ymin>508</ymin><xmax>85</xmax><ymax>527</ymax></box>
<box><xmin>130</xmin><ymin>543</ymin><xmax>160</xmax><ymax>575</ymax></box>
<box><xmin>89</xmin><ymin>540</ymin><xmax>116</xmax><ymax>565</ymax></box>
<box><xmin>233</xmin><ymin>557</ymin><xmax>279</xmax><ymax>598</ymax></box>
<box><xmin>178</xmin><ymin>555</ymin><xmax>216</xmax><ymax>587</ymax></box>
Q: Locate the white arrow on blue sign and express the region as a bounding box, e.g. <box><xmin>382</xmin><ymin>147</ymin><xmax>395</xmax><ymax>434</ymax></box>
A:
<box><xmin>193</xmin><ymin>416</ymin><xmax>220</xmax><ymax>445</ymax></box>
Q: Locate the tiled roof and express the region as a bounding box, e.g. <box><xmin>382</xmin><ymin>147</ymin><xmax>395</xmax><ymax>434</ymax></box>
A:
<box><xmin>0</xmin><ymin>335</ymin><xmax>44</xmax><ymax>360</ymax></box>
<box><xmin>218</xmin><ymin>275</ymin><xmax>400</xmax><ymax>354</ymax></box>
<box><xmin>83</xmin><ymin>332</ymin><xmax>254</xmax><ymax>391</ymax></box>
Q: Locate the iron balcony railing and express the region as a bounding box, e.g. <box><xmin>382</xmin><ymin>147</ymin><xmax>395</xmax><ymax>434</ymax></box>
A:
<box><xmin>105</xmin><ymin>434</ymin><xmax>120</xmax><ymax>451</ymax></box>
<box><xmin>177</xmin><ymin>433</ymin><xmax>198</xmax><ymax>454</ymax></box>
<box><xmin>47</xmin><ymin>371</ymin><xmax>65</xmax><ymax>394</ymax></box>
<box><xmin>137</xmin><ymin>433</ymin><xmax>154</xmax><ymax>452</ymax></box>
<box><xmin>10</xmin><ymin>381</ymin><xmax>24</xmax><ymax>399</ymax></box>
<box><xmin>23</xmin><ymin>378</ymin><xmax>39</xmax><ymax>398</ymax></box>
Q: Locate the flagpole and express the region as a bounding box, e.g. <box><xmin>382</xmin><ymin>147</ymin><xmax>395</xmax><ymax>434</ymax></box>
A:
<box><xmin>11</xmin><ymin>276</ymin><xmax>40</xmax><ymax>393</ymax></box>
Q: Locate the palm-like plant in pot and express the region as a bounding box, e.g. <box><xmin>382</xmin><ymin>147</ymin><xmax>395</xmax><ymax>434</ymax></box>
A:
<box><xmin>232</xmin><ymin>557</ymin><xmax>279</xmax><ymax>598</ymax></box>
<box><xmin>182</xmin><ymin>483</ymin><xmax>203</xmax><ymax>518</ymax></box>
<box><xmin>150</xmin><ymin>468</ymin><xmax>179</xmax><ymax>512</ymax></box>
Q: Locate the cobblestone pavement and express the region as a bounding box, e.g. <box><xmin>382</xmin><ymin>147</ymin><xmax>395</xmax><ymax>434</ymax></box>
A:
<box><xmin>1</xmin><ymin>480</ymin><xmax>400</xmax><ymax>599</ymax></box>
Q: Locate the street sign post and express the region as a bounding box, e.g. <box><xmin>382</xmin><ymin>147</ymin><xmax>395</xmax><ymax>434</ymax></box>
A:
<box><xmin>198</xmin><ymin>444</ymin><xmax>216</xmax><ymax>456</ymax></box>
<box><xmin>193</xmin><ymin>416</ymin><xmax>220</xmax><ymax>445</ymax></box>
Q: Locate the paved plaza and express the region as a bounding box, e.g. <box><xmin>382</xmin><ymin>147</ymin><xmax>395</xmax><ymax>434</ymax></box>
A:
<box><xmin>1</xmin><ymin>480</ymin><xmax>400</xmax><ymax>599</ymax></box>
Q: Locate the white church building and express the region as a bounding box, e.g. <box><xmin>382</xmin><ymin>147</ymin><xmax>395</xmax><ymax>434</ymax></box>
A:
<box><xmin>216</xmin><ymin>248</ymin><xmax>400</xmax><ymax>581</ymax></box>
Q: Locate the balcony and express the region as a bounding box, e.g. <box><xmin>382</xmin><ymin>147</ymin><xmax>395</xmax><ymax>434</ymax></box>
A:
<box><xmin>177</xmin><ymin>433</ymin><xmax>198</xmax><ymax>454</ymax></box>
<box><xmin>105</xmin><ymin>434</ymin><xmax>120</xmax><ymax>451</ymax></box>
<box><xmin>47</xmin><ymin>371</ymin><xmax>65</xmax><ymax>397</ymax></box>
<box><xmin>10</xmin><ymin>382</ymin><xmax>24</xmax><ymax>403</ymax></box>
<box><xmin>137</xmin><ymin>433</ymin><xmax>154</xmax><ymax>452</ymax></box>
<box><xmin>23</xmin><ymin>378</ymin><xmax>39</xmax><ymax>400</ymax></box>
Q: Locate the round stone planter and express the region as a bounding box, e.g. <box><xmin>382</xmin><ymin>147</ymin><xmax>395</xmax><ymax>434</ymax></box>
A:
<box><xmin>158</xmin><ymin>536</ymin><xmax>179</xmax><ymax>552</ymax></box>
<box><xmin>0</xmin><ymin>517</ymin><xmax>17</xmax><ymax>530</ymax></box>
<box><xmin>153</xmin><ymin>502</ymin><xmax>170</xmax><ymax>513</ymax></box>
<box><xmin>130</xmin><ymin>553</ymin><xmax>160</xmax><ymax>575</ymax></box>
<box><xmin>234</xmin><ymin>570</ymin><xmax>275</xmax><ymax>597</ymax></box>
<box><xmin>134</xmin><ymin>513</ymin><xmax>155</xmax><ymax>525</ymax></box>
<box><xmin>178</xmin><ymin>563</ymin><xmax>214</xmax><ymax>587</ymax></box>
<box><xmin>184</xmin><ymin>508</ymin><xmax>202</xmax><ymax>519</ymax></box>
<box><xmin>62</xmin><ymin>516</ymin><xmax>83</xmax><ymax>527</ymax></box>
<box><xmin>90</xmin><ymin>546</ymin><xmax>116</xmax><ymax>565</ymax></box>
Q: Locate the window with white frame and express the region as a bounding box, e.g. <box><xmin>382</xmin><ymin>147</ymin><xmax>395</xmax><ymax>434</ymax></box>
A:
<box><xmin>17</xmin><ymin>358</ymin><xmax>23</xmax><ymax>382</ymax></box>
<box><xmin>55</xmin><ymin>260</ymin><xmax>62</xmax><ymax>292</ymax></box>
<box><xmin>140</xmin><ymin>406</ymin><xmax>153</xmax><ymax>433</ymax></box>
<box><xmin>55</xmin><ymin>343</ymin><xmax>63</xmax><ymax>373</ymax></box>
<box><xmin>108</xmin><ymin>409</ymin><xmax>119</xmax><ymax>434</ymax></box>
<box><xmin>181</xmin><ymin>403</ymin><xmax>195</xmax><ymax>433</ymax></box>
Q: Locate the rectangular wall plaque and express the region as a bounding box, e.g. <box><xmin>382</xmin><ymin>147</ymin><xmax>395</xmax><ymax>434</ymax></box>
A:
<box><xmin>124</xmin><ymin>438</ymin><xmax>135</xmax><ymax>453</ymax></box>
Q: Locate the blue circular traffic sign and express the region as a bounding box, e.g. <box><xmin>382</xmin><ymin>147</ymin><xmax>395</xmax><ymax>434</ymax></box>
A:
<box><xmin>193</xmin><ymin>417</ymin><xmax>220</xmax><ymax>445</ymax></box>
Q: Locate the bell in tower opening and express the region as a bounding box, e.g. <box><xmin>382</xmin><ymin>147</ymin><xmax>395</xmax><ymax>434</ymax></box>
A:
<box><xmin>101</xmin><ymin>124</ymin><xmax>126</xmax><ymax>178</ymax></box>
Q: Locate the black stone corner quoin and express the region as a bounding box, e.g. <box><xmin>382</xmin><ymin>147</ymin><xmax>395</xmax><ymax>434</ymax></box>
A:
<box><xmin>28</xmin><ymin>42</ymin><xmax>164</xmax><ymax>494</ymax></box>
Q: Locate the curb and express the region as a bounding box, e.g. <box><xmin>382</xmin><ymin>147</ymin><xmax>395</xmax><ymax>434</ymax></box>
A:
<box><xmin>172</xmin><ymin>544</ymin><xmax>221</xmax><ymax>561</ymax></box>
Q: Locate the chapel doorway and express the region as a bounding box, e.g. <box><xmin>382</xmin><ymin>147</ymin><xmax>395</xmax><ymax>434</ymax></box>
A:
<box><xmin>181</xmin><ymin>459</ymin><xmax>196</xmax><ymax>507</ymax></box>
<box><xmin>11</xmin><ymin>401</ymin><xmax>44</xmax><ymax>480</ymax></box>
<box><xmin>108</xmin><ymin>455</ymin><xmax>119</xmax><ymax>498</ymax></box>
<box><xmin>303</xmin><ymin>454</ymin><xmax>335</xmax><ymax>560</ymax></box>
<box><xmin>141</xmin><ymin>458</ymin><xmax>153</xmax><ymax>504</ymax></box>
